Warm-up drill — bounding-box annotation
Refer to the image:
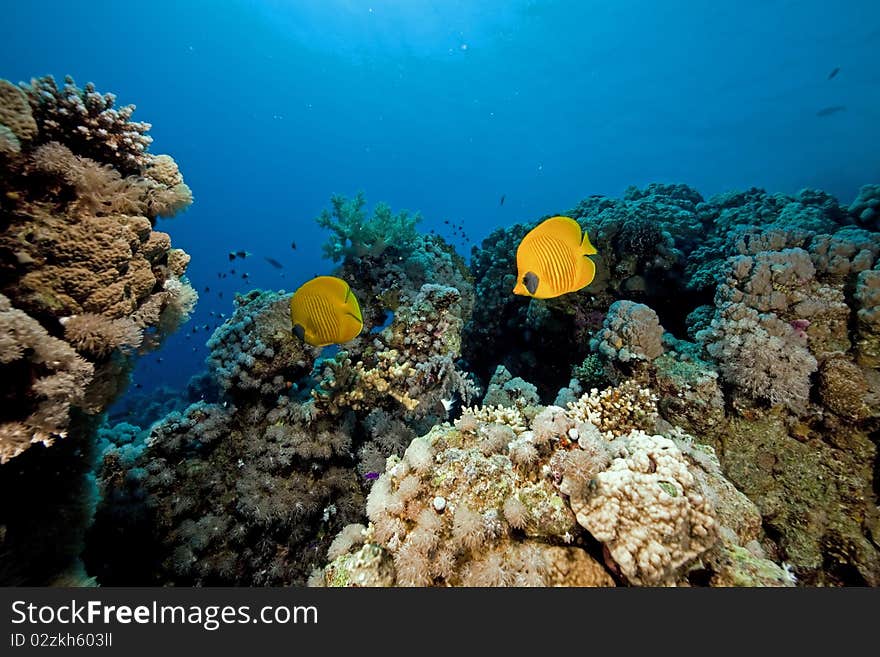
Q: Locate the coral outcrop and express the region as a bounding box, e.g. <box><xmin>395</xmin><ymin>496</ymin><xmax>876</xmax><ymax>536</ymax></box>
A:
<box><xmin>0</xmin><ymin>76</ymin><xmax>195</xmax><ymax>459</ymax></box>
<box><xmin>0</xmin><ymin>74</ymin><xmax>195</xmax><ymax>586</ymax></box>
<box><xmin>317</xmin><ymin>381</ymin><xmax>791</xmax><ymax>587</ymax></box>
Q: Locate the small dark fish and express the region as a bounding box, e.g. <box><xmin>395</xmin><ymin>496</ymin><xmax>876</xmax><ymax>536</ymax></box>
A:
<box><xmin>500</xmin><ymin>194</ymin><xmax>505</xmax><ymax>206</ymax></box>
<box><xmin>444</xmin><ymin>219</ymin><xmax>449</xmax><ymax>224</ymax></box>
<box><xmin>235</xmin><ymin>250</ymin><xmax>250</xmax><ymax>259</ymax></box>
<box><xmin>134</xmin><ymin>383</ymin><xmax>142</xmax><ymax>389</ymax></box>
<box><xmin>218</xmin><ymin>292</ymin><xmax>223</xmax><ymax>299</ymax></box>
<box><xmin>203</xmin><ymin>324</ymin><xmax>209</xmax><ymax>331</ymax></box>
<box><xmin>228</xmin><ymin>252</ymin><xmax>236</xmax><ymax>261</ymax></box>
<box><xmin>230</xmin><ymin>268</ymin><xmax>236</xmax><ymax>275</ymax></box>
<box><xmin>364</xmin><ymin>472</ymin><xmax>380</xmax><ymax>481</ymax></box>
<box><xmin>242</xmin><ymin>272</ymin><xmax>249</xmax><ymax>279</ymax></box>
<box><xmin>827</xmin><ymin>66</ymin><xmax>840</xmax><ymax>80</ymax></box>
<box><xmin>204</xmin><ymin>286</ymin><xmax>210</xmax><ymax>293</ymax></box>
<box><xmin>264</xmin><ymin>256</ymin><xmax>283</xmax><ymax>269</ymax></box>
<box><xmin>217</xmin><ymin>272</ymin><xmax>222</xmax><ymax>278</ymax></box>
<box><xmin>816</xmin><ymin>105</ymin><xmax>846</xmax><ymax>117</ymax></box>
<box><xmin>290</xmin><ymin>241</ymin><xmax>297</xmax><ymax>250</ymax></box>
<box><xmin>156</xmin><ymin>357</ymin><xmax>163</xmax><ymax>363</ymax></box>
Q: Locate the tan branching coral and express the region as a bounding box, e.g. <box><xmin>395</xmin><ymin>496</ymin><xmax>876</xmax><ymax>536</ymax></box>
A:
<box><xmin>21</xmin><ymin>75</ymin><xmax>152</xmax><ymax>174</ymax></box>
<box><xmin>566</xmin><ymin>380</ymin><xmax>659</xmax><ymax>438</ymax></box>
<box><xmin>0</xmin><ymin>294</ymin><xmax>94</xmax><ymax>462</ymax></box>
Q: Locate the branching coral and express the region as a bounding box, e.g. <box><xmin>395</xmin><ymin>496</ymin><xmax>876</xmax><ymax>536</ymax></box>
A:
<box><xmin>21</xmin><ymin>75</ymin><xmax>153</xmax><ymax>175</ymax></box>
<box><xmin>312</xmin><ymin>284</ymin><xmax>476</xmax><ymax>418</ymax></box>
<box><xmin>317</xmin><ymin>192</ymin><xmax>421</xmax><ymax>262</ymax></box>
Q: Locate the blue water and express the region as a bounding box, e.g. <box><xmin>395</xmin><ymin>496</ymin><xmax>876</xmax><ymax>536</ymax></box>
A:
<box><xmin>3</xmin><ymin>0</ymin><xmax>879</xmax><ymax>393</ymax></box>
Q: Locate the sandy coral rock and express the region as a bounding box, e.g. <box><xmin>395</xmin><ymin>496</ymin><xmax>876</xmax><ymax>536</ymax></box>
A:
<box><xmin>653</xmin><ymin>353</ymin><xmax>726</xmax><ymax>437</ymax></box>
<box><xmin>0</xmin><ymin>79</ymin><xmax>37</xmax><ymax>142</ymax></box>
<box><xmin>591</xmin><ymin>300</ymin><xmax>665</xmax><ymax>363</ymax></box>
<box><xmin>673</xmin><ymin>434</ymin><xmax>761</xmax><ymax>545</ymax></box>
<box><xmin>569</xmin><ymin>430</ymin><xmax>717</xmax><ymax>585</ymax></box>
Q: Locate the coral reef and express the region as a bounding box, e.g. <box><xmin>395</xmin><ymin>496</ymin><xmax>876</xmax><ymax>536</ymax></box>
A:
<box><xmin>1</xmin><ymin>91</ymin><xmax>872</xmax><ymax>594</ymax></box>
<box><xmin>0</xmin><ymin>75</ymin><xmax>194</xmax><ymax>586</ymax></box>
<box><xmin>87</xmin><ymin>257</ymin><xmax>478</xmax><ymax>585</ymax></box>
<box><xmin>0</xmin><ymin>76</ymin><xmax>195</xmax><ymax>457</ymax></box>
<box><xmin>316</xmin><ymin>380</ymin><xmax>790</xmax><ymax>587</ymax></box>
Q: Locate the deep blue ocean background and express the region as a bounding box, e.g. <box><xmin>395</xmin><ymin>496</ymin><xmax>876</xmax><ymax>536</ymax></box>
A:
<box><xmin>3</xmin><ymin>0</ymin><xmax>879</xmax><ymax>401</ymax></box>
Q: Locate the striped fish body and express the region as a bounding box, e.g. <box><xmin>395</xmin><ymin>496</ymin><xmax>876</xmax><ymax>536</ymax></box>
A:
<box><xmin>513</xmin><ymin>216</ymin><xmax>597</xmax><ymax>299</ymax></box>
<box><xmin>289</xmin><ymin>276</ymin><xmax>363</xmax><ymax>347</ymax></box>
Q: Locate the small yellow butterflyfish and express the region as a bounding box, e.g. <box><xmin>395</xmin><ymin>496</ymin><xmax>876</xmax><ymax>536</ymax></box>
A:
<box><xmin>289</xmin><ymin>276</ymin><xmax>363</xmax><ymax>347</ymax></box>
<box><xmin>512</xmin><ymin>216</ymin><xmax>598</xmax><ymax>299</ymax></box>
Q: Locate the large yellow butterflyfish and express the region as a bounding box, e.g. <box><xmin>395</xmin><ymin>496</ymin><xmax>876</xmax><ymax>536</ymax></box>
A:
<box><xmin>289</xmin><ymin>276</ymin><xmax>363</xmax><ymax>347</ymax></box>
<box><xmin>512</xmin><ymin>216</ymin><xmax>598</xmax><ymax>299</ymax></box>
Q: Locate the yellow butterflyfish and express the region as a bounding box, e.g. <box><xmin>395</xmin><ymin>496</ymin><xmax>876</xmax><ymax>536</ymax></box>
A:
<box><xmin>512</xmin><ymin>216</ymin><xmax>598</xmax><ymax>299</ymax></box>
<box><xmin>289</xmin><ymin>276</ymin><xmax>363</xmax><ymax>347</ymax></box>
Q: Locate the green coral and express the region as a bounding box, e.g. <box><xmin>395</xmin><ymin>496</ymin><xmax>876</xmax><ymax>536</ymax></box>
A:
<box><xmin>572</xmin><ymin>354</ymin><xmax>608</xmax><ymax>389</ymax></box>
<box><xmin>316</xmin><ymin>192</ymin><xmax>421</xmax><ymax>262</ymax></box>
